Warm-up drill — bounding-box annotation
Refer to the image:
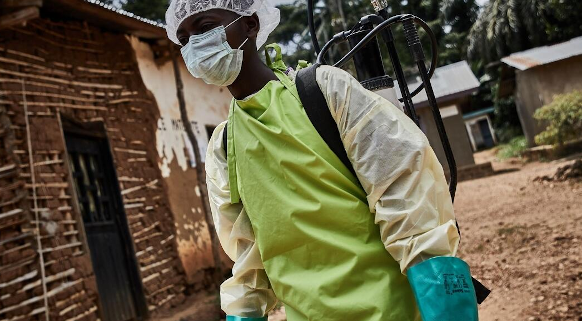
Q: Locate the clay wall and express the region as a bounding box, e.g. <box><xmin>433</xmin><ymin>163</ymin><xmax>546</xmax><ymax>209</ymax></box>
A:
<box><xmin>129</xmin><ymin>37</ymin><xmax>231</xmax><ymax>285</ymax></box>
<box><xmin>0</xmin><ymin>17</ymin><xmax>187</xmax><ymax>320</ymax></box>
<box><xmin>514</xmin><ymin>55</ymin><xmax>582</xmax><ymax>146</ymax></box>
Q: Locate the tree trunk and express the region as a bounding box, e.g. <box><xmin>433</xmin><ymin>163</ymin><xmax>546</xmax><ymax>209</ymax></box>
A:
<box><xmin>169</xmin><ymin>45</ymin><xmax>223</xmax><ymax>283</ymax></box>
<box><xmin>336</xmin><ymin>0</ymin><xmax>347</xmax><ymax>30</ymax></box>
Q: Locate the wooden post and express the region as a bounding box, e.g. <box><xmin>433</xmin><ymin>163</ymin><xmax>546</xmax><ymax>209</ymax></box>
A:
<box><xmin>169</xmin><ymin>45</ymin><xmax>224</xmax><ymax>282</ymax></box>
<box><xmin>22</xmin><ymin>80</ymin><xmax>50</xmax><ymax>321</ymax></box>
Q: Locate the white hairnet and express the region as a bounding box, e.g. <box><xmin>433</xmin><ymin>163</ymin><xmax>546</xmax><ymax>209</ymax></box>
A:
<box><xmin>165</xmin><ymin>0</ymin><xmax>280</xmax><ymax>49</ymax></box>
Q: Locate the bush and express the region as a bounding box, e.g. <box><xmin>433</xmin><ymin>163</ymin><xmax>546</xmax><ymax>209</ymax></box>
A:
<box><xmin>496</xmin><ymin>136</ymin><xmax>527</xmax><ymax>159</ymax></box>
<box><xmin>534</xmin><ymin>90</ymin><xmax>582</xmax><ymax>146</ymax></box>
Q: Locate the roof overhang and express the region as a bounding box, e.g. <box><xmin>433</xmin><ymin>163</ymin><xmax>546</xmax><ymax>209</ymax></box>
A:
<box><xmin>413</xmin><ymin>87</ymin><xmax>479</xmax><ymax>109</ymax></box>
<box><xmin>501</xmin><ymin>56</ymin><xmax>540</xmax><ymax>71</ymax></box>
<box><xmin>501</xmin><ymin>36</ymin><xmax>582</xmax><ymax>71</ymax></box>
<box><xmin>43</xmin><ymin>0</ymin><xmax>167</xmax><ymax>40</ymax></box>
<box><xmin>462</xmin><ymin>107</ymin><xmax>495</xmax><ymax>120</ymax></box>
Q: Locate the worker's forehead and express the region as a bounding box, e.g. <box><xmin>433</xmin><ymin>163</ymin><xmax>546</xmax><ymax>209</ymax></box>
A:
<box><xmin>176</xmin><ymin>9</ymin><xmax>239</xmax><ymax>33</ymax></box>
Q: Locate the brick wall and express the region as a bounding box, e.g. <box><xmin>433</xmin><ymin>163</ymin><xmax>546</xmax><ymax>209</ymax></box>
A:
<box><xmin>0</xmin><ymin>17</ymin><xmax>187</xmax><ymax>320</ymax></box>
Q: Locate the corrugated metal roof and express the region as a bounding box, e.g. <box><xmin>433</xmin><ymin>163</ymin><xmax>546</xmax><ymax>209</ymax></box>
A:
<box><xmin>84</xmin><ymin>0</ymin><xmax>165</xmax><ymax>28</ymax></box>
<box><xmin>395</xmin><ymin>60</ymin><xmax>480</xmax><ymax>107</ymax></box>
<box><xmin>501</xmin><ymin>36</ymin><xmax>582</xmax><ymax>71</ymax></box>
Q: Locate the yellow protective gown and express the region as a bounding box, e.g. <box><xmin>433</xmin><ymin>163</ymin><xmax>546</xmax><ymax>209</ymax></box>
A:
<box><xmin>205</xmin><ymin>59</ymin><xmax>459</xmax><ymax>318</ymax></box>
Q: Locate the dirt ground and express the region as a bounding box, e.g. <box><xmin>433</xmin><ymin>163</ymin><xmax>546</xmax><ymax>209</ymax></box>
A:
<box><xmin>159</xmin><ymin>151</ymin><xmax>582</xmax><ymax>321</ymax></box>
<box><xmin>457</xmin><ymin>151</ymin><xmax>582</xmax><ymax>321</ymax></box>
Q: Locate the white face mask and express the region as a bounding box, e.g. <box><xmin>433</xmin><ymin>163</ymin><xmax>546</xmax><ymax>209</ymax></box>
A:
<box><xmin>181</xmin><ymin>16</ymin><xmax>249</xmax><ymax>87</ymax></box>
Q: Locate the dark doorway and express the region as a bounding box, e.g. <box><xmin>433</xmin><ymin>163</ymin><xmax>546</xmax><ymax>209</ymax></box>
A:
<box><xmin>478</xmin><ymin>119</ymin><xmax>495</xmax><ymax>148</ymax></box>
<box><xmin>63</xmin><ymin>119</ymin><xmax>146</xmax><ymax>321</ymax></box>
<box><xmin>205</xmin><ymin>125</ymin><xmax>217</xmax><ymax>141</ymax></box>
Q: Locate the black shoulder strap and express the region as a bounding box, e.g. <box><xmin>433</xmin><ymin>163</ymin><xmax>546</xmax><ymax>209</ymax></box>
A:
<box><xmin>222</xmin><ymin>65</ymin><xmax>490</xmax><ymax>304</ymax></box>
<box><xmin>296</xmin><ymin>65</ymin><xmax>489</xmax><ymax>303</ymax></box>
<box><xmin>222</xmin><ymin>123</ymin><xmax>228</xmax><ymax>160</ymax></box>
<box><xmin>295</xmin><ymin>64</ymin><xmax>357</xmax><ymax>177</ymax></box>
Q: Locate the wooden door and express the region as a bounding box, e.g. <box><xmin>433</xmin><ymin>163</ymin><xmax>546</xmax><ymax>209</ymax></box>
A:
<box><xmin>65</xmin><ymin>131</ymin><xmax>145</xmax><ymax>321</ymax></box>
<box><xmin>478</xmin><ymin>119</ymin><xmax>495</xmax><ymax>148</ymax></box>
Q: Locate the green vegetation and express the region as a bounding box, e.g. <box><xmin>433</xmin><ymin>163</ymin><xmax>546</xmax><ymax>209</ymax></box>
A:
<box><xmin>467</xmin><ymin>0</ymin><xmax>582</xmax><ymax>145</ymax></box>
<box><xmin>112</xmin><ymin>0</ymin><xmax>582</xmax><ymax>145</ymax></box>
<box><xmin>267</xmin><ymin>0</ymin><xmax>480</xmax><ymax>71</ymax></box>
<box><xmin>108</xmin><ymin>0</ymin><xmax>582</xmax><ymax>75</ymax></box>
<box><xmin>468</xmin><ymin>0</ymin><xmax>582</xmax><ymax>66</ymax></box>
<box><xmin>534</xmin><ymin>90</ymin><xmax>582</xmax><ymax>146</ymax></box>
<box><xmin>101</xmin><ymin>0</ymin><xmax>166</xmax><ymax>22</ymax></box>
<box><xmin>106</xmin><ymin>0</ymin><xmax>481</xmax><ymax>71</ymax></box>
<box><xmin>496</xmin><ymin>136</ymin><xmax>527</xmax><ymax>160</ymax></box>
<box><xmin>122</xmin><ymin>0</ymin><xmax>167</xmax><ymax>22</ymax></box>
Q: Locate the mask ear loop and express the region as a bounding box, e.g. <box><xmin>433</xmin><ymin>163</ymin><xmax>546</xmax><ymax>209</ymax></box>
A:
<box><xmin>237</xmin><ymin>38</ymin><xmax>249</xmax><ymax>49</ymax></box>
<box><xmin>225</xmin><ymin>15</ymin><xmax>245</xmax><ymax>29</ymax></box>
<box><xmin>225</xmin><ymin>15</ymin><xmax>249</xmax><ymax>50</ymax></box>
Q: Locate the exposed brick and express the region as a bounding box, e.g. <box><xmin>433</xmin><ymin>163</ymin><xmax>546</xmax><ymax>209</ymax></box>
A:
<box><xmin>0</xmin><ymin>16</ymin><xmax>190</xmax><ymax>321</ymax></box>
<box><xmin>83</xmin><ymin>276</ymin><xmax>98</xmax><ymax>297</ymax></box>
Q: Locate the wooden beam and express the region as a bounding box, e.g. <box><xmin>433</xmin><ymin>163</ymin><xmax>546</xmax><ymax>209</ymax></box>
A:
<box><xmin>0</xmin><ymin>231</ymin><xmax>32</xmax><ymax>246</ymax></box>
<box><xmin>0</xmin><ymin>6</ymin><xmax>39</xmax><ymax>31</ymax></box>
<box><xmin>0</xmin><ymin>208</ymin><xmax>23</xmax><ymax>220</ymax></box>
<box><xmin>0</xmin><ymin>0</ymin><xmax>43</xmax><ymax>8</ymax></box>
<box><xmin>0</xmin><ymin>270</ymin><xmax>37</xmax><ymax>289</ymax></box>
<box><xmin>0</xmin><ymin>218</ymin><xmax>27</xmax><ymax>231</ymax></box>
<box><xmin>0</xmin><ymin>278</ymin><xmax>83</xmax><ymax>315</ymax></box>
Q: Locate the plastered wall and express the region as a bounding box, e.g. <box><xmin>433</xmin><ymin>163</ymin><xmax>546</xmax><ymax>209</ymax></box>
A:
<box><xmin>515</xmin><ymin>55</ymin><xmax>582</xmax><ymax>146</ymax></box>
<box><xmin>417</xmin><ymin>103</ymin><xmax>475</xmax><ymax>173</ymax></box>
<box><xmin>130</xmin><ymin>37</ymin><xmax>231</xmax><ymax>284</ymax></box>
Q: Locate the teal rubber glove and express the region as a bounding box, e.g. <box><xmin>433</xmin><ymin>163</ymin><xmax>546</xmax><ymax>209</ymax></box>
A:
<box><xmin>226</xmin><ymin>316</ymin><xmax>267</xmax><ymax>321</ymax></box>
<box><xmin>407</xmin><ymin>257</ymin><xmax>479</xmax><ymax>321</ymax></box>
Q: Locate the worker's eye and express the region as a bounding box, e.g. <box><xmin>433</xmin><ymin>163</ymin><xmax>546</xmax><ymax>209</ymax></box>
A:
<box><xmin>200</xmin><ymin>23</ymin><xmax>216</xmax><ymax>33</ymax></box>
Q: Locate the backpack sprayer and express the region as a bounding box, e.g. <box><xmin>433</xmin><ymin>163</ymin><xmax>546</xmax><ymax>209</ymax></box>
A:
<box><xmin>305</xmin><ymin>0</ymin><xmax>492</xmax><ymax>302</ymax></box>
<box><xmin>306</xmin><ymin>0</ymin><xmax>458</xmax><ymax>201</ymax></box>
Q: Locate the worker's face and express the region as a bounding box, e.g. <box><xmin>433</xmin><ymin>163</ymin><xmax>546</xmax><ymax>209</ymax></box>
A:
<box><xmin>176</xmin><ymin>9</ymin><xmax>259</xmax><ymax>50</ymax></box>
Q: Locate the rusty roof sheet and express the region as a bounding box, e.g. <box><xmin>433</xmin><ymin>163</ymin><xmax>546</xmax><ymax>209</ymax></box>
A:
<box><xmin>501</xmin><ymin>36</ymin><xmax>582</xmax><ymax>71</ymax></box>
<box><xmin>395</xmin><ymin>60</ymin><xmax>480</xmax><ymax>107</ymax></box>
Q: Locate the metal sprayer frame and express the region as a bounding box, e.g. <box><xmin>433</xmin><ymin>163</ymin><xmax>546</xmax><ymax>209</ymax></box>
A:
<box><xmin>306</xmin><ymin>2</ymin><xmax>458</xmax><ymax>201</ymax></box>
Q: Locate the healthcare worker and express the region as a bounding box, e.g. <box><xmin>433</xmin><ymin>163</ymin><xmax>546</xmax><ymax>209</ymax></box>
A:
<box><xmin>165</xmin><ymin>0</ymin><xmax>479</xmax><ymax>320</ymax></box>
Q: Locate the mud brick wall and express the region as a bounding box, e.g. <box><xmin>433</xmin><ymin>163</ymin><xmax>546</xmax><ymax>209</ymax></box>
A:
<box><xmin>0</xmin><ymin>17</ymin><xmax>186</xmax><ymax>320</ymax></box>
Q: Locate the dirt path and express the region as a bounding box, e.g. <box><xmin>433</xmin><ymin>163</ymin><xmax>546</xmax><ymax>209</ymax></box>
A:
<box><xmin>154</xmin><ymin>291</ymin><xmax>223</xmax><ymax>321</ymax></box>
<box><xmin>457</xmin><ymin>154</ymin><xmax>582</xmax><ymax>321</ymax></box>
<box><xmin>159</xmin><ymin>154</ymin><xmax>582</xmax><ymax>321</ymax></box>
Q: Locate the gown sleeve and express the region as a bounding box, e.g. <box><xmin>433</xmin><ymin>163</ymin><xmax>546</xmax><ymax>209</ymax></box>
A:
<box><xmin>205</xmin><ymin>121</ymin><xmax>278</xmax><ymax>317</ymax></box>
<box><xmin>315</xmin><ymin>65</ymin><xmax>460</xmax><ymax>273</ymax></box>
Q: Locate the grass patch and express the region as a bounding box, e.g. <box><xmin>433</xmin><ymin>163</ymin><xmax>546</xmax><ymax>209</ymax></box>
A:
<box><xmin>496</xmin><ymin>136</ymin><xmax>527</xmax><ymax>160</ymax></box>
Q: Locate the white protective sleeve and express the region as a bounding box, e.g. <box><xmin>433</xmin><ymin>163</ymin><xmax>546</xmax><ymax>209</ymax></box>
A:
<box><xmin>315</xmin><ymin>65</ymin><xmax>460</xmax><ymax>272</ymax></box>
<box><xmin>205</xmin><ymin>121</ymin><xmax>278</xmax><ymax>317</ymax></box>
<box><xmin>204</xmin><ymin>65</ymin><xmax>460</xmax><ymax>316</ymax></box>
